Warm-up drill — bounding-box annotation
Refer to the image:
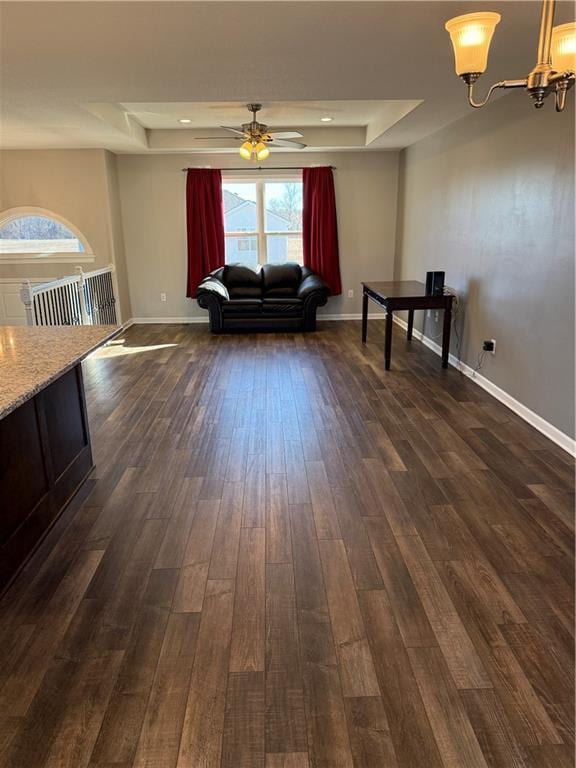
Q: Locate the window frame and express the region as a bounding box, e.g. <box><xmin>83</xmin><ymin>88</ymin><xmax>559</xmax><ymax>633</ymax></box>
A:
<box><xmin>222</xmin><ymin>175</ymin><xmax>303</xmax><ymax>267</ymax></box>
<box><xmin>0</xmin><ymin>207</ymin><xmax>96</xmax><ymax>265</ymax></box>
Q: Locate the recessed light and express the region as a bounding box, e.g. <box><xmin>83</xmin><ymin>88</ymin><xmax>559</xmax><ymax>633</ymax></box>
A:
<box><xmin>178</xmin><ymin>118</ymin><xmax>192</xmax><ymax>124</ymax></box>
<box><xmin>320</xmin><ymin>116</ymin><xmax>334</xmax><ymax>122</ymax></box>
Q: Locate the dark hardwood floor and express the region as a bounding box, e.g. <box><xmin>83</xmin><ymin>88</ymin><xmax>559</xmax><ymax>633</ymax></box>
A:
<box><xmin>0</xmin><ymin>320</ymin><xmax>574</xmax><ymax>768</ymax></box>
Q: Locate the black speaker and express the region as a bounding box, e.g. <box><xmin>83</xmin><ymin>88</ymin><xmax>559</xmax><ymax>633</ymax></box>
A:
<box><xmin>425</xmin><ymin>271</ymin><xmax>445</xmax><ymax>296</ymax></box>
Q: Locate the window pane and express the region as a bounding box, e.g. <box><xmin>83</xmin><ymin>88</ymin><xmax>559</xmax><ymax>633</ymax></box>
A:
<box><xmin>266</xmin><ymin>234</ymin><xmax>303</xmax><ymax>265</ymax></box>
<box><xmin>0</xmin><ymin>215</ymin><xmax>85</xmax><ymax>254</ymax></box>
<box><xmin>265</xmin><ymin>181</ymin><xmax>302</xmax><ymax>232</ymax></box>
<box><xmin>225</xmin><ymin>235</ymin><xmax>259</xmax><ymax>268</ymax></box>
<box><xmin>223</xmin><ymin>183</ymin><xmax>257</xmax><ymax>233</ymax></box>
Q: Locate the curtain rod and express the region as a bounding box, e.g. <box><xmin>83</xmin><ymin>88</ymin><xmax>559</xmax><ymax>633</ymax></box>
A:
<box><xmin>181</xmin><ymin>165</ymin><xmax>336</xmax><ymax>172</ymax></box>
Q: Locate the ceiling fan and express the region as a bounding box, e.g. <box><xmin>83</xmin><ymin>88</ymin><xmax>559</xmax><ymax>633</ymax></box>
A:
<box><xmin>194</xmin><ymin>103</ymin><xmax>306</xmax><ymax>161</ymax></box>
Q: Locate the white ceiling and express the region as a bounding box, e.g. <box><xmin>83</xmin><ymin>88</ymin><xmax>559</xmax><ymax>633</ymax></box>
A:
<box><xmin>0</xmin><ymin>1</ymin><xmax>574</xmax><ymax>154</ymax></box>
<box><xmin>115</xmin><ymin>99</ymin><xmax>423</xmax><ymax>151</ymax></box>
<box><xmin>122</xmin><ymin>100</ymin><xmax>421</xmax><ymax>129</ymax></box>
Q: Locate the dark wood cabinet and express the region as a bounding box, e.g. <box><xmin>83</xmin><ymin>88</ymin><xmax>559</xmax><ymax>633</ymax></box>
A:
<box><xmin>0</xmin><ymin>364</ymin><xmax>93</xmax><ymax>591</ymax></box>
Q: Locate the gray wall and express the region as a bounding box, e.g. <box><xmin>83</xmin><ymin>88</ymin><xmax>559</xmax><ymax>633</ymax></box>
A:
<box><xmin>116</xmin><ymin>151</ymin><xmax>399</xmax><ymax>320</ymax></box>
<box><xmin>395</xmin><ymin>93</ymin><xmax>575</xmax><ymax>438</ymax></box>
<box><xmin>0</xmin><ymin>149</ymin><xmax>133</xmax><ymax>321</ymax></box>
<box><xmin>0</xmin><ymin>149</ymin><xmax>116</xmax><ymax>279</ymax></box>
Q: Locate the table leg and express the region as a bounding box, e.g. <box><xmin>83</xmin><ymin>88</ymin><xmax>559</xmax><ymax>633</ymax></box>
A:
<box><xmin>407</xmin><ymin>309</ymin><xmax>414</xmax><ymax>341</ymax></box>
<box><xmin>442</xmin><ymin>305</ymin><xmax>452</xmax><ymax>369</ymax></box>
<box><xmin>362</xmin><ymin>291</ymin><xmax>368</xmax><ymax>343</ymax></box>
<box><xmin>385</xmin><ymin>310</ymin><xmax>393</xmax><ymax>370</ymax></box>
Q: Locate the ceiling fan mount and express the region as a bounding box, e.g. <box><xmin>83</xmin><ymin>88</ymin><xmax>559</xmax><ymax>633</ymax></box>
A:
<box><xmin>240</xmin><ymin>104</ymin><xmax>270</xmax><ymax>142</ymax></box>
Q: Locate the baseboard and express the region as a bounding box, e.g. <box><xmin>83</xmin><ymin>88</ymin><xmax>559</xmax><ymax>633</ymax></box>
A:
<box><xmin>318</xmin><ymin>313</ymin><xmax>385</xmax><ymax>321</ymax></box>
<box><xmin>393</xmin><ymin>316</ymin><xmax>575</xmax><ymax>456</ymax></box>
<box><xmin>129</xmin><ymin>316</ymin><xmax>209</xmax><ymax>324</ymax></box>
<box><xmin>128</xmin><ymin>314</ymin><xmax>384</xmax><ymax>324</ymax></box>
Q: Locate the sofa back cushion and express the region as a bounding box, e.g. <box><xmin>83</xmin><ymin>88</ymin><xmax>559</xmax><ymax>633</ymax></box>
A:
<box><xmin>223</xmin><ymin>264</ymin><xmax>263</xmax><ymax>298</ymax></box>
<box><xmin>262</xmin><ymin>263</ymin><xmax>302</xmax><ymax>298</ymax></box>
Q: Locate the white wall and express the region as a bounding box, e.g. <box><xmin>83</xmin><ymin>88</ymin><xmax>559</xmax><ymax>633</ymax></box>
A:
<box><xmin>116</xmin><ymin>151</ymin><xmax>399</xmax><ymax>320</ymax></box>
<box><xmin>395</xmin><ymin>94</ymin><xmax>575</xmax><ymax>439</ymax></box>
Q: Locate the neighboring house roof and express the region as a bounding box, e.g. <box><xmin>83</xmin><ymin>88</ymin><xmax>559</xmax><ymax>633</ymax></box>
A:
<box><xmin>223</xmin><ymin>189</ymin><xmax>248</xmax><ymax>213</ymax></box>
<box><xmin>222</xmin><ymin>189</ymin><xmax>291</xmax><ymax>227</ymax></box>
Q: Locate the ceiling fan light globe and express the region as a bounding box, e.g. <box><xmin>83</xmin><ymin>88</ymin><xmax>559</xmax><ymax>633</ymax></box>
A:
<box><xmin>255</xmin><ymin>142</ymin><xmax>270</xmax><ymax>161</ymax></box>
<box><xmin>551</xmin><ymin>22</ymin><xmax>576</xmax><ymax>73</ymax></box>
<box><xmin>239</xmin><ymin>141</ymin><xmax>253</xmax><ymax>160</ymax></box>
<box><xmin>445</xmin><ymin>12</ymin><xmax>501</xmax><ymax>76</ymax></box>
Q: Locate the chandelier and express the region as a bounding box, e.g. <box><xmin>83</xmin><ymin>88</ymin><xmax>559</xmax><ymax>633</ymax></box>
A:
<box><xmin>239</xmin><ymin>140</ymin><xmax>270</xmax><ymax>162</ymax></box>
<box><xmin>445</xmin><ymin>0</ymin><xmax>575</xmax><ymax>111</ymax></box>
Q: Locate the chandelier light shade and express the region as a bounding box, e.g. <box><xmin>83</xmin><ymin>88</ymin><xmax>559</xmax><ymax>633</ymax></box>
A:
<box><xmin>255</xmin><ymin>142</ymin><xmax>270</xmax><ymax>161</ymax></box>
<box><xmin>551</xmin><ymin>22</ymin><xmax>576</xmax><ymax>72</ymax></box>
<box><xmin>239</xmin><ymin>141</ymin><xmax>253</xmax><ymax>160</ymax></box>
<box><xmin>238</xmin><ymin>136</ymin><xmax>271</xmax><ymax>161</ymax></box>
<box><xmin>445</xmin><ymin>0</ymin><xmax>575</xmax><ymax>112</ymax></box>
<box><xmin>445</xmin><ymin>12</ymin><xmax>501</xmax><ymax>76</ymax></box>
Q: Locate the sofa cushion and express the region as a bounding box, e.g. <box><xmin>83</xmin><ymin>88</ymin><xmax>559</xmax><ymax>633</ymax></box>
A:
<box><xmin>261</xmin><ymin>263</ymin><xmax>302</xmax><ymax>297</ymax></box>
<box><xmin>222</xmin><ymin>299</ymin><xmax>263</xmax><ymax>316</ymax></box>
<box><xmin>223</xmin><ymin>264</ymin><xmax>263</xmax><ymax>299</ymax></box>
<box><xmin>262</xmin><ymin>298</ymin><xmax>303</xmax><ymax>317</ymax></box>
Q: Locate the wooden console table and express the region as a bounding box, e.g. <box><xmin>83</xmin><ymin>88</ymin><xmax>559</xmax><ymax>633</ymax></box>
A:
<box><xmin>361</xmin><ymin>280</ymin><xmax>453</xmax><ymax>370</ymax></box>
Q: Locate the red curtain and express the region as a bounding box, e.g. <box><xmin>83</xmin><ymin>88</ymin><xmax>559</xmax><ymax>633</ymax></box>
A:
<box><xmin>302</xmin><ymin>167</ymin><xmax>341</xmax><ymax>295</ymax></box>
<box><xmin>186</xmin><ymin>169</ymin><xmax>225</xmax><ymax>298</ymax></box>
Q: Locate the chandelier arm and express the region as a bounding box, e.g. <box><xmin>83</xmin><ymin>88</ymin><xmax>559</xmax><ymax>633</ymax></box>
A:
<box><xmin>553</xmin><ymin>74</ymin><xmax>575</xmax><ymax>110</ymax></box>
<box><xmin>549</xmin><ymin>70</ymin><xmax>576</xmax><ymax>85</ymax></box>
<box><xmin>555</xmin><ymin>86</ymin><xmax>568</xmax><ymax>111</ymax></box>
<box><xmin>466</xmin><ymin>78</ymin><xmax>527</xmax><ymax>109</ymax></box>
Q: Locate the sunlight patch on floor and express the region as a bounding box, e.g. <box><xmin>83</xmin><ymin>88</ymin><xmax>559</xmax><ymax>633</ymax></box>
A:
<box><xmin>91</xmin><ymin>338</ymin><xmax>178</xmax><ymax>358</ymax></box>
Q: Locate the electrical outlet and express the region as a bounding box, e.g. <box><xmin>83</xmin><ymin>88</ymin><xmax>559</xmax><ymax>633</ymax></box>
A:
<box><xmin>434</xmin><ymin>311</ymin><xmax>439</xmax><ymax>322</ymax></box>
<box><xmin>160</xmin><ymin>292</ymin><xmax>167</xmax><ymax>302</ymax></box>
<box><xmin>483</xmin><ymin>339</ymin><xmax>496</xmax><ymax>354</ymax></box>
<box><xmin>426</xmin><ymin>310</ymin><xmax>431</xmax><ymax>319</ymax></box>
<box><xmin>347</xmin><ymin>289</ymin><xmax>354</xmax><ymax>298</ymax></box>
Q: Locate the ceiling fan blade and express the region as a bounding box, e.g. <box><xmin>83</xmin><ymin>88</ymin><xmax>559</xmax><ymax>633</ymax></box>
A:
<box><xmin>193</xmin><ymin>136</ymin><xmax>242</xmax><ymax>140</ymax></box>
<box><xmin>220</xmin><ymin>125</ymin><xmax>247</xmax><ymax>136</ymax></box>
<box><xmin>268</xmin><ymin>131</ymin><xmax>304</xmax><ymax>139</ymax></box>
<box><xmin>269</xmin><ymin>138</ymin><xmax>307</xmax><ymax>149</ymax></box>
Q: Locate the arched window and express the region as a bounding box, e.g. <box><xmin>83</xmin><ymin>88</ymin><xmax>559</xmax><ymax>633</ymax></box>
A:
<box><xmin>0</xmin><ymin>207</ymin><xmax>94</xmax><ymax>263</ymax></box>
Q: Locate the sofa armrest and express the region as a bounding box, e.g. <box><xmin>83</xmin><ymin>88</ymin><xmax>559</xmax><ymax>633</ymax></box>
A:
<box><xmin>297</xmin><ymin>274</ymin><xmax>330</xmax><ymax>301</ymax></box>
<box><xmin>196</xmin><ymin>274</ymin><xmax>228</xmax><ymax>333</ymax></box>
<box><xmin>197</xmin><ymin>275</ymin><xmax>230</xmax><ymax>303</ymax></box>
<box><xmin>298</xmin><ymin>274</ymin><xmax>329</xmax><ymax>332</ymax></box>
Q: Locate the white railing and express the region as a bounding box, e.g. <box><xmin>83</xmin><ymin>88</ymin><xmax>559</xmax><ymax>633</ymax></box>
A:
<box><xmin>20</xmin><ymin>264</ymin><xmax>119</xmax><ymax>327</ymax></box>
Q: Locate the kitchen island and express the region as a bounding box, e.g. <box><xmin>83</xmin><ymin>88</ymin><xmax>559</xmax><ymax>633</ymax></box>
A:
<box><xmin>0</xmin><ymin>325</ymin><xmax>117</xmax><ymax>591</ymax></box>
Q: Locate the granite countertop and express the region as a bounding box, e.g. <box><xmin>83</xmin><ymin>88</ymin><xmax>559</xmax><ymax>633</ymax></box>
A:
<box><xmin>0</xmin><ymin>325</ymin><xmax>119</xmax><ymax>420</ymax></box>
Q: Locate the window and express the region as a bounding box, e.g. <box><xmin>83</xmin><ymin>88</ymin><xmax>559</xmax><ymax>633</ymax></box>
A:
<box><xmin>0</xmin><ymin>208</ymin><xmax>94</xmax><ymax>264</ymax></box>
<box><xmin>223</xmin><ymin>179</ymin><xmax>303</xmax><ymax>268</ymax></box>
<box><xmin>238</xmin><ymin>237</ymin><xmax>257</xmax><ymax>251</ymax></box>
